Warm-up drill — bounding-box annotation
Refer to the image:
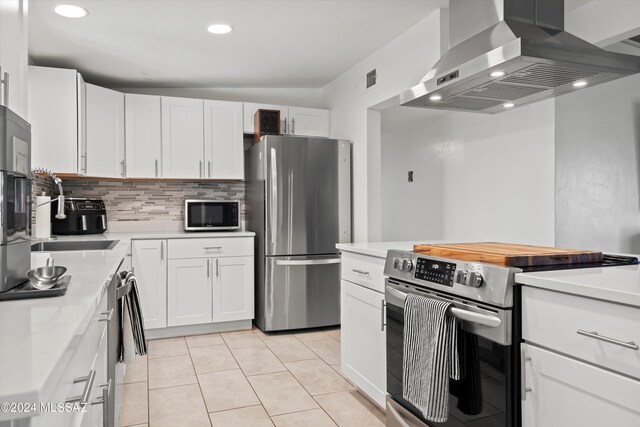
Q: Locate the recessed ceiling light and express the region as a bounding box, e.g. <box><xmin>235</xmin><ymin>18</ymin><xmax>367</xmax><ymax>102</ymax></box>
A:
<box><xmin>503</xmin><ymin>102</ymin><xmax>515</xmax><ymax>108</ymax></box>
<box><xmin>490</xmin><ymin>71</ymin><xmax>506</xmax><ymax>78</ymax></box>
<box><xmin>54</xmin><ymin>4</ymin><xmax>88</xmax><ymax>18</ymax></box>
<box><xmin>429</xmin><ymin>94</ymin><xmax>442</xmax><ymax>101</ymax></box>
<box><xmin>207</xmin><ymin>24</ymin><xmax>233</xmax><ymax>34</ymax></box>
<box><xmin>573</xmin><ymin>80</ymin><xmax>588</xmax><ymax>88</ymax></box>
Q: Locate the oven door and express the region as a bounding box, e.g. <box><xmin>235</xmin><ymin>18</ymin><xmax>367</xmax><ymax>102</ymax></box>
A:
<box><xmin>184</xmin><ymin>200</ymin><xmax>239</xmax><ymax>231</ymax></box>
<box><xmin>385</xmin><ymin>280</ymin><xmax>517</xmax><ymax>427</ymax></box>
<box><xmin>1</xmin><ymin>171</ymin><xmax>31</xmax><ymax>245</ymax></box>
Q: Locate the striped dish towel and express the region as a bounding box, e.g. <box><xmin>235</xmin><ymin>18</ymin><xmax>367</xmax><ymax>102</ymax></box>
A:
<box><xmin>402</xmin><ymin>293</ymin><xmax>460</xmax><ymax>423</ymax></box>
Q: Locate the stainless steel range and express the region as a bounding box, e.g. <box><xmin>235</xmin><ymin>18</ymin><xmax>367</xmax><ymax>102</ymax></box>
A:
<box><xmin>383</xmin><ymin>249</ymin><xmax>638</xmax><ymax>427</ymax></box>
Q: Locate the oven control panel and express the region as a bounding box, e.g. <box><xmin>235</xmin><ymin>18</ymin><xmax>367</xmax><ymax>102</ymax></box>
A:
<box><xmin>414</xmin><ymin>258</ymin><xmax>456</xmax><ymax>287</ymax></box>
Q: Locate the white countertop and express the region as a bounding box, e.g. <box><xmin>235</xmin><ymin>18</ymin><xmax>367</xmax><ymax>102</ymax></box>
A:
<box><xmin>336</xmin><ymin>241</ymin><xmax>432</xmax><ymax>258</ymax></box>
<box><xmin>516</xmin><ymin>264</ymin><xmax>640</xmax><ymax>308</ymax></box>
<box><xmin>0</xmin><ymin>230</ymin><xmax>255</xmax><ymax>411</ymax></box>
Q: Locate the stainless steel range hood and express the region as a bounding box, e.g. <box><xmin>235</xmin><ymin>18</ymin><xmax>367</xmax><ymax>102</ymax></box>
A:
<box><xmin>400</xmin><ymin>0</ymin><xmax>640</xmax><ymax>114</ymax></box>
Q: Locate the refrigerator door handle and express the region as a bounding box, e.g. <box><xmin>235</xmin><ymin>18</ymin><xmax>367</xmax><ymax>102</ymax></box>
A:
<box><xmin>269</xmin><ymin>147</ymin><xmax>278</xmax><ymax>249</ymax></box>
<box><xmin>275</xmin><ymin>258</ymin><xmax>341</xmax><ymax>266</ymax></box>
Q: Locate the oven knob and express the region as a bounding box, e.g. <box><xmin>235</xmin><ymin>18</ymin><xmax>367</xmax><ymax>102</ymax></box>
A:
<box><xmin>400</xmin><ymin>258</ymin><xmax>413</xmax><ymax>272</ymax></box>
<box><xmin>393</xmin><ymin>257</ymin><xmax>400</xmax><ymax>269</ymax></box>
<box><xmin>465</xmin><ymin>271</ymin><xmax>484</xmax><ymax>288</ymax></box>
<box><xmin>455</xmin><ymin>270</ymin><xmax>467</xmax><ymax>285</ymax></box>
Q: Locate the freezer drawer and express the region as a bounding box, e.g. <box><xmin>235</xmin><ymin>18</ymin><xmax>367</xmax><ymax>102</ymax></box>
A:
<box><xmin>258</xmin><ymin>255</ymin><xmax>341</xmax><ymax>331</ymax></box>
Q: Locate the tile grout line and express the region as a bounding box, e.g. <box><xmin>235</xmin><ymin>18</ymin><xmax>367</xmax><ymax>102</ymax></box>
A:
<box><xmin>185</xmin><ymin>338</ymin><xmax>214</xmax><ymax>427</ymax></box>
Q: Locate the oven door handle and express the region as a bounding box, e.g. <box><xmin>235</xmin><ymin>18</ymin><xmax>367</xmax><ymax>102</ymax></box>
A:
<box><xmin>386</xmin><ymin>401</ymin><xmax>412</xmax><ymax>427</ymax></box>
<box><xmin>385</xmin><ymin>286</ymin><xmax>502</xmax><ymax>328</ymax></box>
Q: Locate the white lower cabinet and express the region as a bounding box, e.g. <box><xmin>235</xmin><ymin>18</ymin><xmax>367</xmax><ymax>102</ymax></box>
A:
<box><xmin>167</xmin><ymin>258</ymin><xmax>212</xmax><ymax>326</ymax></box>
<box><xmin>213</xmin><ymin>256</ymin><xmax>254</xmax><ymax>322</ymax></box>
<box><xmin>341</xmin><ymin>279</ymin><xmax>386</xmax><ymax>407</ymax></box>
<box><xmin>132</xmin><ymin>240</ymin><xmax>167</xmax><ymax>329</ymax></box>
<box><xmin>521</xmin><ymin>343</ymin><xmax>640</xmax><ymax>427</ymax></box>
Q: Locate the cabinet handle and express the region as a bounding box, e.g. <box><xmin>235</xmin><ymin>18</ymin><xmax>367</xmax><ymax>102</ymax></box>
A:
<box><xmin>207</xmin><ymin>259</ymin><xmax>210</xmax><ymax>278</ymax></box>
<box><xmin>92</xmin><ymin>380</ymin><xmax>111</xmax><ymax>427</ymax></box>
<box><xmin>204</xmin><ymin>246</ymin><xmax>222</xmax><ymax>251</ymax></box>
<box><xmin>520</xmin><ymin>349</ymin><xmax>532</xmax><ymax>401</ymax></box>
<box><xmin>160</xmin><ymin>241</ymin><xmax>164</xmax><ymax>260</ymax></box>
<box><xmin>0</xmin><ymin>68</ymin><xmax>9</xmax><ymax>107</ymax></box>
<box><xmin>380</xmin><ymin>300</ymin><xmax>386</xmax><ymax>331</ymax></box>
<box><xmin>199</xmin><ymin>161</ymin><xmax>203</xmax><ymax>178</ymax></box>
<box><xmin>98</xmin><ymin>309</ymin><xmax>114</xmax><ymax>322</ymax></box>
<box><xmin>352</xmin><ymin>269</ymin><xmax>370</xmax><ymax>275</ymax></box>
<box><xmin>216</xmin><ymin>259</ymin><xmax>219</xmax><ymax>277</ymax></box>
<box><xmin>208</xmin><ymin>160</ymin><xmax>211</xmax><ymax>178</ymax></box>
<box><xmin>155</xmin><ymin>159</ymin><xmax>159</xmax><ymax>177</ymax></box>
<box><xmin>283</xmin><ymin>118</ymin><xmax>287</xmax><ymax>134</ymax></box>
<box><xmin>67</xmin><ymin>369</ymin><xmax>96</xmax><ymax>405</ymax></box>
<box><xmin>577</xmin><ymin>330</ymin><xmax>639</xmax><ymax>350</ymax></box>
<box><xmin>121</xmin><ymin>159</ymin><xmax>126</xmax><ymax>177</ymax></box>
<box><xmin>291</xmin><ymin>118</ymin><xmax>295</xmax><ymax>135</ymax></box>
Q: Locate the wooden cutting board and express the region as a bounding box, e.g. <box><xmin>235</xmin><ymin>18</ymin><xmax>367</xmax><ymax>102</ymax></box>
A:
<box><xmin>412</xmin><ymin>242</ymin><xmax>603</xmax><ymax>267</ymax></box>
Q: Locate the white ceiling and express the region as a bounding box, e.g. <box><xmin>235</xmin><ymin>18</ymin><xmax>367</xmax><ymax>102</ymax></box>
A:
<box><xmin>29</xmin><ymin>0</ymin><xmax>447</xmax><ymax>88</ymax></box>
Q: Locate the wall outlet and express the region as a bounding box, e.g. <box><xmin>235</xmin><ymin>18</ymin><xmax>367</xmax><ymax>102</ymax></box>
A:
<box><xmin>367</xmin><ymin>69</ymin><xmax>377</xmax><ymax>88</ymax></box>
<box><xmin>408</xmin><ymin>171</ymin><xmax>414</xmax><ymax>182</ymax></box>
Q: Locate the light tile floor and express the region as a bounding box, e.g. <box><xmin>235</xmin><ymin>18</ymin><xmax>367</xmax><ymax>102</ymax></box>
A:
<box><xmin>121</xmin><ymin>326</ymin><xmax>385</xmax><ymax>427</ymax></box>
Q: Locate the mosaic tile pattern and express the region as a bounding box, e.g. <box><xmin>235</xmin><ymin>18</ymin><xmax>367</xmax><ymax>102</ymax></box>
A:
<box><xmin>31</xmin><ymin>178</ymin><xmax>245</xmax><ymax>226</ymax></box>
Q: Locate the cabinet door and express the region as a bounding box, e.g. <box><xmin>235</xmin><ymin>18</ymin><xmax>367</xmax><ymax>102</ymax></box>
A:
<box><xmin>132</xmin><ymin>240</ymin><xmax>167</xmax><ymax>329</ymax></box>
<box><xmin>161</xmin><ymin>96</ymin><xmax>204</xmax><ymax>178</ymax></box>
<box><xmin>0</xmin><ymin>0</ymin><xmax>28</xmax><ymax>118</ymax></box>
<box><xmin>125</xmin><ymin>94</ymin><xmax>162</xmax><ymax>178</ymax></box>
<box><xmin>28</xmin><ymin>66</ymin><xmax>80</xmax><ymax>173</ymax></box>
<box><xmin>204</xmin><ymin>100</ymin><xmax>243</xmax><ymax>179</ymax></box>
<box><xmin>85</xmin><ymin>83</ymin><xmax>125</xmax><ymax>178</ymax></box>
<box><xmin>340</xmin><ymin>279</ymin><xmax>386</xmax><ymax>407</ymax></box>
<box><xmin>213</xmin><ymin>256</ymin><xmax>254</xmax><ymax>322</ymax></box>
<box><xmin>167</xmin><ymin>258</ymin><xmax>212</xmax><ymax>326</ymax></box>
<box><xmin>521</xmin><ymin>343</ymin><xmax>640</xmax><ymax>427</ymax></box>
<box><xmin>243</xmin><ymin>102</ymin><xmax>289</xmax><ymax>134</ymax></box>
<box><xmin>289</xmin><ymin>107</ymin><xmax>330</xmax><ymax>137</ymax></box>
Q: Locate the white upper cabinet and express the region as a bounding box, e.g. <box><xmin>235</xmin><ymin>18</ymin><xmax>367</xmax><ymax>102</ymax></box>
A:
<box><xmin>204</xmin><ymin>100</ymin><xmax>244</xmax><ymax>180</ymax></box>
<box><xmin>0</xmin><ymin>0</ymin><xmax>28</xmax><ymax>119</ymax></box>
<box><xmin>125</xmin><ymin>94</ymin><xmax>162</xmax><ymax>178</ymax></box>
<box><xmin>85</xmin><ymin>84</ymin><xmax>125</xmax><ymax>178</ymax></box>
<box><xmin>243</xmin><ymin>103</ymin><xmax>329</xmax><ymax>137</ymax></box>
<box><xmin>243</xmin><ymin>102</ymin><xmax>289</xmax><ymax>134</ymax></box>
<box><xmin>289</xmin><ymin>107</ymin><xmax>330</xmax><ymax>137</ymax></box>
<box><xmin>28</xmin><ymin>66</ymin><xmax>83</xmax><ymax>174</ymax></box>
<box><xmin>161</xmin><ymin>96</ymin><xmax>204</xmax><ymax>179</ymax></box>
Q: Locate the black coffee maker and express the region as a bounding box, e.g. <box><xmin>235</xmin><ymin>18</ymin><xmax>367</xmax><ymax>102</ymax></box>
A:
<box><xmin>51</xmin><ymin>198</ymin><xmax>107</xmax><ymax>235</ymax></box>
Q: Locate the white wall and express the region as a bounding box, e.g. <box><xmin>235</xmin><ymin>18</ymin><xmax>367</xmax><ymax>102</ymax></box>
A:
<box><xmin>116</xmin><ymin>87</ymin><xmax>325</xmax><ymax>109</ymax></box>
<box><xmin>556</xmin><ymin>73</ymin><xmax>640</xmax><ymax>253</ymax></box>
<box><xmin>381</xmin><ymin>100</ymin><xmax>556</xmax><ymax>245</ymax></box>
<box><xmin>323</xmin><ymin>9</ymin><xmax>447</xmax><ymax>242</ymax></box>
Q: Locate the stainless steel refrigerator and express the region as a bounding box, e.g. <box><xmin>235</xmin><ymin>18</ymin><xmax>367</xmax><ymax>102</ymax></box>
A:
<box><xmin>246</xmin><ymin>135</ymin><xmax>351</xmax><ymax>331</ymax></box>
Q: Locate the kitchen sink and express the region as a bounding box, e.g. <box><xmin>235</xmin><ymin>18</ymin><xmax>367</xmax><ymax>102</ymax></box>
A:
<box><xmin>31</xmin><ymin>240</ymin><xmax>119</xmax><ymax>252</ymax></box>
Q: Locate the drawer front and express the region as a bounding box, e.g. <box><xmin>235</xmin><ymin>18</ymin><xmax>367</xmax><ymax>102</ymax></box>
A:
<box><xmin>523</xmin><ymin>287</ymin><xmax>640</xmax><ymax>380</ymax></box>
<box><xmin>341</xmin><ymin>252</ymin><xmax>385</xmax><ymax>293</ymax></box>
<box><xmin>168</xmin><ymin>237</ymin><xmax>253</xmax><ymax>259</ymax></box>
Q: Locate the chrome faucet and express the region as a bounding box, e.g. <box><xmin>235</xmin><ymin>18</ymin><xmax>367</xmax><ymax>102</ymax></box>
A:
<box><xmin>32</xmin><ymin>168</ymin><xmax>66</xmax><ymax>219</ymax></box>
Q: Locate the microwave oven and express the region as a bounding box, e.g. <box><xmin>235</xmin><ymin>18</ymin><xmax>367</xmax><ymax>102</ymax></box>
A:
<box><xmin>184</xmin><ymin>200</ymin><xmax>240</xmax><ymax>231</ymax></box>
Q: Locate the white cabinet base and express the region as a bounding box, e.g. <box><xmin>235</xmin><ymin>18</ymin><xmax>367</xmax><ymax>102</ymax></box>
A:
<box><xmin>522</xmin><ymin>343</ymin><xmax>640</xmax><ymax>427</ymax></box>
<box><xmin>145</xmin><ymin>320</ymin><xmax>251</xmax><ymax>340</ymax></box>
<box><xmin>340</xmin><ymin>279</ymin><xmax>386</xmax><ymax>408</ymax></box>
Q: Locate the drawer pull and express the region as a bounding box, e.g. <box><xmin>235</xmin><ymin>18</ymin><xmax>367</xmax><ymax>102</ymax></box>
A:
<box><xmin>92</xmin><ymin>380</ymin><xmax>111</xmax><ymax>426</ymax></box>
<box><xmin>352</xmin><ymin>269</ymin><xmax>370</xmax><ymax>275</ymax></box>
<box><xmin>577</xmin><ymin>330</ymin><xmax>639</xmax><ymax>350</ymax></box>
<box><xmin>204</xmin><ymin>246</ymin><xmax>222</xmax><ymax>251</ymax></box>
<box><xmin>98</xmin><ymin>309</ymin><xmax>114</xmax><ymax>322</ymax></box>
<box><xmin>66</xmin><ymin>369</ymin><xmax>96</xmax><ymax>405</ymax></box>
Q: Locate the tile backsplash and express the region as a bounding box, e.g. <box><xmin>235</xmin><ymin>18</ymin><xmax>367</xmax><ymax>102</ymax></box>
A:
<box><xmin>32</xmin><ymin>178</ymin><xmax>246</xmax><ymax>232</ymax></box>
